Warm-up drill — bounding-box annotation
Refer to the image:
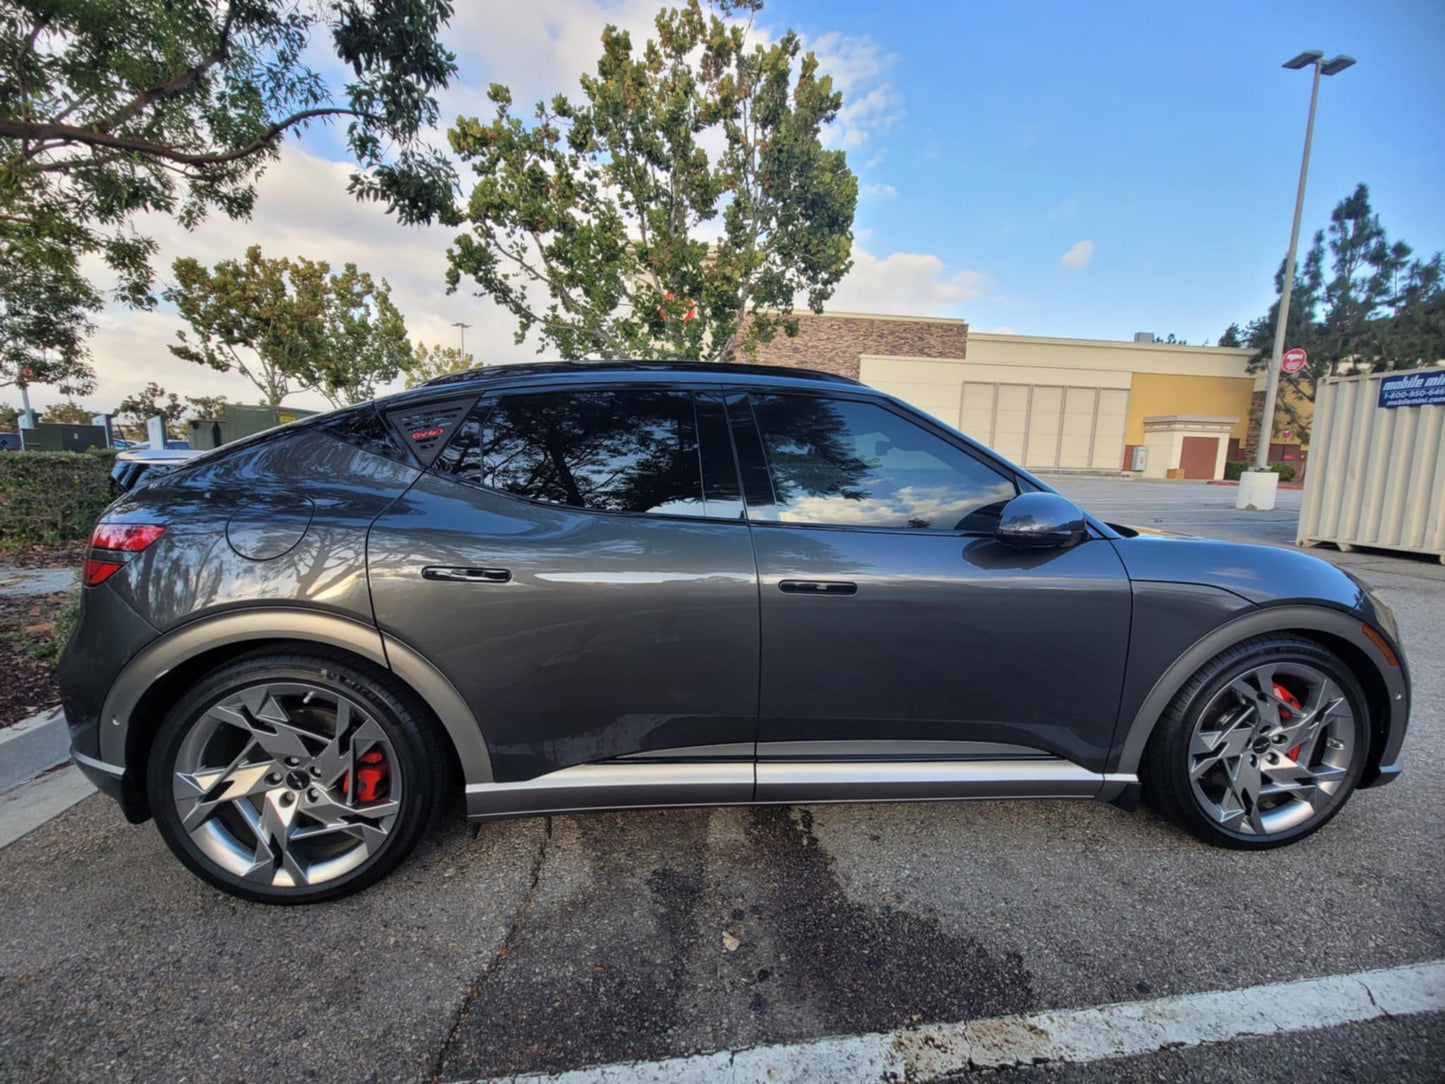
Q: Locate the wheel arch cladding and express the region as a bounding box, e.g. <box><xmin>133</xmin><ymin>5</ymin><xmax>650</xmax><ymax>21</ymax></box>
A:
<box><xmin>1112</xmin><ymin>604</ymin><xmax>1405</xmax><ymax>785</ymax></box>
<box><xmin>104</xmin><ymin>613</ymin><xmax>493</xmax><ymax>822</ymax></box>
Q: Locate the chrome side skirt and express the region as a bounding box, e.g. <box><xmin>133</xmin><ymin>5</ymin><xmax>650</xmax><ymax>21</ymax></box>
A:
<box><xmin>465</xmin><ymin>758</ymin><xmax>1137</xmax><ymax>819</ymax></box>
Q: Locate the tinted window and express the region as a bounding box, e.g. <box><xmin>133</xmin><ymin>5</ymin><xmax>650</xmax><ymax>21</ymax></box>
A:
<box><xmin>439</xmin><ymin>389</ymin><xmax>709</xmax><ymax>517</ymax></box>
<box><xmin>746</xmin><ymin>393</ymin><xmax>1017</xmax><ymax>531</ymax></box>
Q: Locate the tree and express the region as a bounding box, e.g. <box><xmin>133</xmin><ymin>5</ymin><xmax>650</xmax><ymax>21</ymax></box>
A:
<box><xmin>310</xmin><ymin>266</ymin><xmax>414</xmax><ymax>406</ymax></box>
<box><xmin>405</xmin><ymin>343</ymin><xmax>474</xmax><ymax>388</ymax></box>
<box><xmin>445</xmin><ymin>0</ymin><xmax>857</xmax><ymax>363</ymax></box>
<box><xmin>1</xmin><ymin>1</ymin><xmax>458</xmax><ymax>308</ymax></box>
<box><xmin>0</xmin><ymin>403</ymin><xmax>20</xmax><ymax>431</ymax></box>
<box><xmin>168</xmin><ymin>247</ymin><xmax>331</xmax><ymax>405</ymax></box>
<box><xmin>167</xmin><ymin>245</ymin><xmax>414</xmax><ymax>407</ymax></box>
<box><xmin>116</xmin><ymin>381</ymin><xmax>186</xmax><ymax>438</ymax></box>
<box><xmin>0</xmin><ymin>240</ymin><xmax>100</xmax><ymax>395</ymax></box>
<box><xmin>1228</xmin><ymin>183</ymin><xmax>1445</xmax><ymax>441</ymax></box>
<box><xmin>40</xmin><ymin>401</ymin><xmax>95</xmax><ymax>424</ymax></box>
<box><xmin>184</xmin><ymin>394</ymin><xmax>227</xmax><ymax>420</ymax></box>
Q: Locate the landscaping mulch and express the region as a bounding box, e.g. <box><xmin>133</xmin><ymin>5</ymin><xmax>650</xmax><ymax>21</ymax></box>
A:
<box><xmin>2</xmin><ymin>541</ymin><xmax>87</xmax><ymax>570</ymax></box>
<box><xmin>0</xmin><ymin>591</ymin><xmax>70</xmax><ymax>727</ymax></box>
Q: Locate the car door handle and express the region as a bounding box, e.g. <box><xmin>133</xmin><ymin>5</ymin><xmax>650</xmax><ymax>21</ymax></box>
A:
<box><xmin>421</xmin><ymin>566</ymin><xmax>512</xmax><ymax>584</ymax></box>
<box><xmin>778</xmin><ymin>579</ymin><xmax>858</xmax><ymax>596</ymax></box>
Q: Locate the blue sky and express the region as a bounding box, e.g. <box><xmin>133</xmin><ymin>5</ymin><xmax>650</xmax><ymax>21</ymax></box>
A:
<box><xmin>776</xmin><ymin>0</ymin><xmax>1445</xmax><ymax>342</ymax></box>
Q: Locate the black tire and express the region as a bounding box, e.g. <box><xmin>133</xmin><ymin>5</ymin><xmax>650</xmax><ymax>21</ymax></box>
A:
<box><xmin>148</xmin><ymin>648</ymin><xmax>448</xmax><ymax>904</ymax></box>
<box><xmin>1143</xmin><ymin>634</ymin><xmax>1370</xmax><ymax>850</ymax></box>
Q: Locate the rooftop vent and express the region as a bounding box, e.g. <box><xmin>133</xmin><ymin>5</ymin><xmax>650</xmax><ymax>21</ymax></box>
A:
<box><xmin>1133</xmin><ymin>332</ymin><xmax>1154</xmax><ymax>343</ymax></box>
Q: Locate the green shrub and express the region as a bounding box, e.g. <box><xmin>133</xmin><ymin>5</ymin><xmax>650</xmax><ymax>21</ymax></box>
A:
<box><xmin>0</xmin><ymin>450</ymin><xmax>120</xmax><ymax>551</ymax></box>
<box><xmin>1226</xmin><ymin>460</ymin><xmax>1298</xmax><ymax>483</ymax></box>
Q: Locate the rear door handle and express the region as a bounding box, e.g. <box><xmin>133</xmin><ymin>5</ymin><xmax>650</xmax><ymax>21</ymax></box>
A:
<box><xmin>422</xmin><ymin>566</ymin><xmax>512</xmax><ymax>584</ymax></box>
<box><xmin>778</xmin><ymin>579</ymin><xmax>858</xmax><ymax>596</ymax></box>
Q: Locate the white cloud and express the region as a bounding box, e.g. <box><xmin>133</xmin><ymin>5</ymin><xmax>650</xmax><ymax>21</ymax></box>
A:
<box><xmin>828</xmin><ymin>245</ymin><xmax>987</xmax><ymax>317</ymax></box>
<box><xmin>859</xmin><ymin>183</ymin><xmax>898</xmax><ymax>200</ymax></box>
<box><xmin>1060</xmin><ymin>240</ymin><xmax>1094</xmax><ymax>269</ymax></box>
<box><xmin>55</xmin><ymin>145</ymin><xmax>531</xmax><ymax>415</ymax></box>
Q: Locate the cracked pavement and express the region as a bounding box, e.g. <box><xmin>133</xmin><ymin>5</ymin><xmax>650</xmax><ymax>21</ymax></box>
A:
<box><xmin>0</xmin><ymin>480</ymin><xmax>1440</xmax><ymax>1082</ymax></box>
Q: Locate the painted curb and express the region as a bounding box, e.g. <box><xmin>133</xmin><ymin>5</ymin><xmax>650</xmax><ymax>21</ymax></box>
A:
<box><xmin>0</xmin><ymin>705</ymin><xmax>69</xmax><ymax>795</ymax></box>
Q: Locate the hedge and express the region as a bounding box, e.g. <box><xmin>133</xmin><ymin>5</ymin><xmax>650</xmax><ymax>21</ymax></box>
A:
<box><xmin>1224</xmin><ymin>459</ymin><xmax>1297</xmax><ymax>483</ymax></box>
<box><xmin>0</xmin><ymin>450</ymin><xmax>120</xmax><ymax>551</ymax></box>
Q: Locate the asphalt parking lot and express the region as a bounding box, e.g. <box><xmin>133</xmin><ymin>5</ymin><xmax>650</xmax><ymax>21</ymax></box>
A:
<box><xmin>1</xmin><ymin>478</ymin><xmax>1441</xmax><ymax>1083</ymax></box>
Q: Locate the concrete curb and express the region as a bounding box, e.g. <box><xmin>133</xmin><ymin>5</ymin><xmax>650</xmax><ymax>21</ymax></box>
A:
<box><xmin>0</xmin><ymin>705</ymin><xmax>69</xmax><ymax>795</ymax></box>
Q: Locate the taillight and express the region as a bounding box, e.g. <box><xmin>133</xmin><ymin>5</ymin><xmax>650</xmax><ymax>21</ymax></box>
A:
<box><xmin>85</xmin><ymin>522</ymin><xmax>166</xmax><ymax>586</ymax></box>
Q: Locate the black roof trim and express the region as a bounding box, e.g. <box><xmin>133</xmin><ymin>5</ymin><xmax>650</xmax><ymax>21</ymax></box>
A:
<box><xmin>421</xmin><ymin>360</ymin><xmax>861</xmax><ymax>389</ymax></box>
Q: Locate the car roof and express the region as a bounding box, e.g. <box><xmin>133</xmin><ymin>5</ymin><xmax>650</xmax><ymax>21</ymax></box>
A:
<box><xmin>418</xmin><ymin>360</ymin><xmax>861</xmax><ymax>391</ymax></box>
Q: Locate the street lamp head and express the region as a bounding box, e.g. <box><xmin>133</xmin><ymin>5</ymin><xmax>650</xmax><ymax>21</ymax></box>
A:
<box><xmin>1282</xmin><ymin>50</ymin><xmax>1324</xmax><ymax>69</ymax></box>
<box><xmin>1320</xmin><ymin>55</ymin><xmax>1356</xmax><ymax>76</ymax></box>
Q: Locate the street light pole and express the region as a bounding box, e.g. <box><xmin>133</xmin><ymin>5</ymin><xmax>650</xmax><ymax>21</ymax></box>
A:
<box><xmin>451</xmin><ymin>321</ymin><xmax>472</xmax><ymax>356</ymax></box>
<box><xmin>1240</xmin><ymin>50</ymin><xmax>1354</xmax><ymax>510</ymax></box>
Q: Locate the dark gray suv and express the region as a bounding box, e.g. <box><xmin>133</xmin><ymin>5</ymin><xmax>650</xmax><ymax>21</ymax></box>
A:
<box><xmin>60</xmin><ymin>362</ymin><xmax>1409</xmax><ymax>903</ymax></box>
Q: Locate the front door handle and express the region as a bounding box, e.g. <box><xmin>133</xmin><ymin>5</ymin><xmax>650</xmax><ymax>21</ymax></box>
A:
<box><xmin>422</xmin><ymin>566</ymin><xmax>512</xmax><ymax>584</ymax></box>
<box><xmin>778</xmin><ymin>579</ymin><xmax>858</xmax><ymax>596</ymax></box>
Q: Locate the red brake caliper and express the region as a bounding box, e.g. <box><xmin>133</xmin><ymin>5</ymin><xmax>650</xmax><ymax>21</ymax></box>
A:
<box><xmin>1273</xmin><ymin>683</ymin><xmax>1304</xmax><ymax>761</ymax></box>
<box><xmin>342</xmin><ymin>749</ymin><xmax>390</xmax><ymax>803</ymax></box>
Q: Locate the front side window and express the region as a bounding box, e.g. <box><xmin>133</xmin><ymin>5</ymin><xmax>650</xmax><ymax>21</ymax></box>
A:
<box><xmin>745</xmin><ymin>393</ymin><xmax>1017</xmax><ymax>532</ymax></box>
<box><xmin>436</xmin><ymin>388</ymin><xmax>708</xmax><ymax>517</ymax></box>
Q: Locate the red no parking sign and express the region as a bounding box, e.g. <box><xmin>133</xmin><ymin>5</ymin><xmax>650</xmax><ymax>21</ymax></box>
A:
<box><xmin>1282</xmin><ymin>348</ymin><xmax>1308</xmax><ymax>373</ymax></box>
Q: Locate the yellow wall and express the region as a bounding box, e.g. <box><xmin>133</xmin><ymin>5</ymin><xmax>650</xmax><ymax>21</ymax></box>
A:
<box><xmin>1125</xmin><ymin>372</ymin><xmax>1256</xmax><ymax>446</ymax></box>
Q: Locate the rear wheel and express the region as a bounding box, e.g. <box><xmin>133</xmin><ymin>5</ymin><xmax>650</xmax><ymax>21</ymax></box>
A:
<box><xmin>1144</xmin><ymin>636</ymin><xmax>1369</xmax><ymax>849</ymax></box>
<box><xmin>148</xmin><ymin>650</ymin><xmax>446</xmax><ymax>903</ymax></box>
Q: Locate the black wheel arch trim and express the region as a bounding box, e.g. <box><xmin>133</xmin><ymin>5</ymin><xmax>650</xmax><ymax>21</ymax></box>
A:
<box><xmin>1110</xmin><ymin>602</ymin><xmax>1408</xmax><ymax>787</ymax></box>
<box><xmin>96</xmin><ymin>608</ymin><xmax>495</xmax><ymax>817</ymax></box>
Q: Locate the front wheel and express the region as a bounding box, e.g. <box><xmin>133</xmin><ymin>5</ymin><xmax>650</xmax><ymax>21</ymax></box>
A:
<box><xmin>1144</xmin><ymin>635</ymin><xmax>1370</xmax><ymax>849</ymax></box>
<box><xmin>148</xmin><ymin>649</ymin><xmax>446</xmax><ymax>903</ymax></box>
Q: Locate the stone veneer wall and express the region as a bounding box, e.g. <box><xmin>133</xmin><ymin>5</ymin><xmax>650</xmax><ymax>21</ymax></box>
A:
<box><xmin>742</xmin><ymin>313</ymin><xmax>969</xmax><ymax>379</ymax></box>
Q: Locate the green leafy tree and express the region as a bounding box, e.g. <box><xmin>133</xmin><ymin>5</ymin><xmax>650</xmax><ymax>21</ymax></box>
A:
<box><xmin>116</xmin><ymin>381</ymin><xmax>186</xmax><ymax>437</ymax></box>
<box><xmin>0</xmin><ymin>403</ymin><xmax>18</xmax><ymax>431</ymax></box>
<box><xmin>39</xmin><ymin>400</ymin><xmax>95</xmax><ymax>424</ymax></box>
<box><xmin>184</xmin><ymin>394</ymin><xmax>227</xmax><ymax>420</ymax></box>
<box><xmin>309</xmin><ymin>267</ymin><xmax>414</xmax><ymax>407</ymax></box>
<box><xmin>0</xmin><ymin>0</ymin><xmax>457</xmax><ymax>384</ymax></box>
<box><xmin>167</xmin><ymin>245</ymin><xmax>413</xmax><ymax>407</ymax></box>
<box><xmin>404</xmin><ymin>343</ymin><xmax>474</xmax><ymax>388</ymax></box>
<box><xmin>445</xmin><ymin>0</ymin><xmax>857</xmax><ymax>363</ymax></box>
<box><xmin>167</xmin><ymin>246</ymin><xmax>331</xmax><ymax>405</ymax></box>
<box><xmin>1230</xmin><ymin>183</ymin><xmax>1445</xmax><ymax>441</ymax></box>
<box><xmin>0</xmin><ymin>241</ymin><xmax>100</xmax><ymax>395</ymax></box>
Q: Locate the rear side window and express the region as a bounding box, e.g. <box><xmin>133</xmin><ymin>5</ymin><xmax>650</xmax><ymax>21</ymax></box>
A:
<box><xmin>744</xmin><ymin>393</ymin><xmax>1017</xmax><ymax>532</ymax></box>
<box><xmin>436</xmin><ymin>388</ymin><xmax>719</xmax><ymax>518</ymax></box>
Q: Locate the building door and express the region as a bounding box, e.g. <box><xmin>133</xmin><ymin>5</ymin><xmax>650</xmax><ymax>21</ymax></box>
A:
<box><xmin>1180</xmin><ymin>436</ymin><xmax>1219</xmax><ymax>479</ymax></box>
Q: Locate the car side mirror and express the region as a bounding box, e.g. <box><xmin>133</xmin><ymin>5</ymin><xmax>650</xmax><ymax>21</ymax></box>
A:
<box><xmin>995</xmin><ymin>492</ymin><xmax>1088</xmax><ymax>550</ymax></box>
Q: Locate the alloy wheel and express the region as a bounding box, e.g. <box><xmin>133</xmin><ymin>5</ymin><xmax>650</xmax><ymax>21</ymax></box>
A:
<box><xmin>1187</xmin><ymin>661</ymin><xmax>1357</xmax><ymax>837</ymax></box>
<box><xmin>171</xmin><ymin>682</ymin><xmax>402</xmax><ymax>888</ymax></box>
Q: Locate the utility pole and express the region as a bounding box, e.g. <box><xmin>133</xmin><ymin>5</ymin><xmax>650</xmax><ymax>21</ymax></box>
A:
<box><xmin>1239</xmin><ymin>50</ymin><xmax>1355</xmax><ymax>511</ymax></box>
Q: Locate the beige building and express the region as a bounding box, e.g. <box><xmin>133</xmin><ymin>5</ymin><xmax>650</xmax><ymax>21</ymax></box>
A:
<box><xmin>749</xmin><ymin>312</ymin><xmax>1293</xmax><ymax>479</ymax></box>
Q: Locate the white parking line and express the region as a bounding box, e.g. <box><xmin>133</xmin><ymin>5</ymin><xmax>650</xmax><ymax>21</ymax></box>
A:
<box><xmin>477</xmin><ymin>959</ymin><xmax>1445</xmax><ymax>1083</ymax></box>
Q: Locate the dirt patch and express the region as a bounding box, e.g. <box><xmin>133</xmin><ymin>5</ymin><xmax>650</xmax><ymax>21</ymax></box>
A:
<box><xmin>0</xmin><ymin>590</ymin><xmax>75</xmax><ymax>725</ymax></box>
